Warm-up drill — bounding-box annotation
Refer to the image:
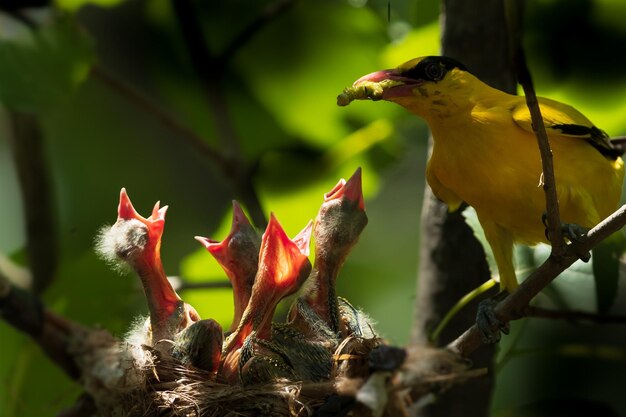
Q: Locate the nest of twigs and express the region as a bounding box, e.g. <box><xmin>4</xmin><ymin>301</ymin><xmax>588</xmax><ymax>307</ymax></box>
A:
<box><xmin>70</xmin><ymin>328</ymin><xmax>481</xmax><ymax>417</ymax></box>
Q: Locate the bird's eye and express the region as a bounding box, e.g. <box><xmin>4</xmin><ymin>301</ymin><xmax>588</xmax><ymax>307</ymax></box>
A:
<box><xmin>425</xmin><ymin>63</ymin><xmax>445</xmax><ymax>81</ymax></box>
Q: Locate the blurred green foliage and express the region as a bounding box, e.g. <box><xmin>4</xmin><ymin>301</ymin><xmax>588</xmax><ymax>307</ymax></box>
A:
<box><xmin>1</xmin><ymin>0</ymin><xmax>626</xmax><ymax>416</ymax></box>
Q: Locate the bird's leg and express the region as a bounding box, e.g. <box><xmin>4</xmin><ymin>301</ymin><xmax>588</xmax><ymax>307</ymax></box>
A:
<box><xmin>98</xmin><ymin>189</ymin><xmax>200</xmax><ymax>351</ymax></box>
<box><xmin>477</xmin><ymin>220</ymin><xmax>517</xmax><ymax>343</ymax></box>
<box><xmin>476</xmin><ymin>291</ymin><xmax>510</xmax><ymax>344</ymax></box>
<box><xmin>219</xmin><ymin>215</ymin><xmax>312</xmax><ymax>384</ymax></box>
<box><xmin>196</xmin><ymin>201</ymin><xmax>261</xmax><ymax>333</ymax></box>
<box><xmin>289</xmin><ymin>168</ymin><xmax>369</xmax><ymax>340</ymax></box>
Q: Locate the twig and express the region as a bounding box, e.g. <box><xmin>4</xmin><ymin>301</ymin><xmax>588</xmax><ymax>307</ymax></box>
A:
<box><xmin>171</xmin><ymin>0</ymin><xmax>267</xmax><ymax>228</ymax></box>
<box><xmin>7</xmin><ymin>111</ymin><xmax>58</xmax><ymax>294</ymax></box>
<box><xmin>217</xmin><ymin>0</ymin><xmax>299</xmax><ymax>64</ymax></box>
<box><xmin>514</xmin><ymin>48</ymin><xmax>566</xmax><ymax>255</ymax></box>
<box><xmin>91</xmin><ymin>65</ymin><xmax>267</xmax><ymax>227</ymax></box>
<box><xmin>89</xmin><ymin>66</ymin><xmax>226</xmax><ymax>171</ymax></box>
<box><xmin>448</xmin><ymin>204</ymin><xmax>626</xmax><ymax>356</ymax></box>
<box><xmin>0</xmin><ymin>269</ymin><xmax>82</xmax><ymax>379</ymax></box>
<box><xmin>506</xmin><ymin>0</ymin><xmax>564</xmax><ymax>253</ymax></box>
<box><xmin>523</xmin><ymin>306</ymin><xmax>626</xmax><ymax>324</ymax></box>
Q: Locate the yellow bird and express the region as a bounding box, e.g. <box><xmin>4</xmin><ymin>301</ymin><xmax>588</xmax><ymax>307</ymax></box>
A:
<box><xmin>339</xmin><ymin>56</ymin><xmax>624</xmax><ymax>294</ymax></box>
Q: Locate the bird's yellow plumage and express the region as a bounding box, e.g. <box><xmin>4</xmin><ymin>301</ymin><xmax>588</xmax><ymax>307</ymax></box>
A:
<box><xmin>341</xmin><ymin>56</ymin><xmax>624</xmax><ymax>292</ymax></box>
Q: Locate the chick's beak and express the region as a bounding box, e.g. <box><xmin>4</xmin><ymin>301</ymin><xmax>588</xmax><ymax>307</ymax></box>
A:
<box><xmin>324</xmin><ymin>167</ymin><xmax>365</xmax><ymax>210</ymax></box>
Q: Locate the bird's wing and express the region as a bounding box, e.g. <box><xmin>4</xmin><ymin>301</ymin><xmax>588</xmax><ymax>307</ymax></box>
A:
<box><xmin>511</xmin><ymin>97</ymin><xmax>619</xmax><ymax>158</ymax></box>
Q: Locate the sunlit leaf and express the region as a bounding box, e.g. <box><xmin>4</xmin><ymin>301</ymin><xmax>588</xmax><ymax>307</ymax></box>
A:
<box><xmin>235</xmin><ymin>2</ymin><xmax>387</xmax><ymax>147</ymax></box>
<box><xmin>381</xmin><ymin>21</ymin><xmax>440</xmax><ymax>67</ymax></box>
<box><xmin>55</xmin><ymin>0</ymin><xmax>124</xmax><ymax>12</ymax></box>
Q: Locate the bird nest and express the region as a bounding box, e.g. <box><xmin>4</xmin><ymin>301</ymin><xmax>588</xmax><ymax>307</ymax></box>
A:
<box><xmin>76</xmin><ymin>169</ymin><xmax>482</xmax><ymax>417</ymax></box>
<box><xmin>70</xmin><ymin>327</ymin><xmax>477</xmax><ymax>417</ymax></box>
<box><xmin>130</xmin><ymin>337</ymin><xmax>382</xmax><ymax>417</ymax></box>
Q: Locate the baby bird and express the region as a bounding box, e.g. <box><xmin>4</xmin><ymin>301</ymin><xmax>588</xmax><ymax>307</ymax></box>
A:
<box><xmin>219</xmin><ymin>214</ymin><xmax>312</xmax><ymax>385</ymax></box>
<box><xmin>196</xmin><ymin>201</ymin><xmax>261</xmax><ymax>333</ymax></box>
<box><xmin>98</xmin><ymin>189</ymin><xmax>222</xmax><ymax>372</ymax></box>
<box><xmin>289</xmin><ymin>168</ymin><xmax>373</xmax><ymax>340</ymax></box>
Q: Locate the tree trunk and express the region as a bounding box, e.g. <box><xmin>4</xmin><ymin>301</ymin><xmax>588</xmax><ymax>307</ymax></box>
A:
<box><xmin>412</xmin><ymin>1</ymin><xmax>520</xmax><ymax>416</ymax></box>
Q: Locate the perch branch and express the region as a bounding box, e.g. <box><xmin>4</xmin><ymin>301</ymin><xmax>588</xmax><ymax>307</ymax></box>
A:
<box><xmin>449</xmin><ymin>203</ymin><xmax>626</xmax><ymax>356</ymax></box>
<box><xmin>504</xmin><ymin>0</ymin><xmax>564</xmax><ymax>253</ymax></box>
<box><xmin>514</xmin><ymin>48</ymin><xmax>565</xmax><ymax>254</ymax></box>
<box><xmin>7</xmin><ymin>111</ymin><xmax>58</xmax><ymax>293</ymax></box>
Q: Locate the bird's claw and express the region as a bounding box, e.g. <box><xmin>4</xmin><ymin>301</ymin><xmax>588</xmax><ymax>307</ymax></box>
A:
<box><xmin>541</xmin><ymin>213</ymin><xmax>590</xmax><ymax>261</ymax></box>
<box><xmin>561</xmin><ymin>223</ymin><xmax>591</xmax><ymax>262</ymax></box>
<box><xmin>561</xmin><ymin>223</ymin><xmax>588</xmax><ymax>244</ymax></box>
<box><xmin>477</xmin><ymin>294</ymin><xmax>509</xmax><ymax>344</ymax></box>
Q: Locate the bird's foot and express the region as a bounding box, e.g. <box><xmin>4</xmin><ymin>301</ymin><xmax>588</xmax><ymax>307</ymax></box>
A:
<box><xmin>477</xmin><ymin>292</ymin><xmax>510</xmax><ymax>344</ymax></box>
<box><xmin>562</xmin><ymin>223</ymin><xmax>591</xmax><ymax>262</ymax></box>
<box><xmin>541</xmin><ymin>213</ymin><xmax>590</xmax><ymax>262</ymax></box>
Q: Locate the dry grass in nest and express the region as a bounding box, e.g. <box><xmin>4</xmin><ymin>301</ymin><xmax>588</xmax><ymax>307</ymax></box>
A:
<box><xmin>72</xmin><ymin>326</ymin><xmax>480</xmax><ymax>417</ymax></box>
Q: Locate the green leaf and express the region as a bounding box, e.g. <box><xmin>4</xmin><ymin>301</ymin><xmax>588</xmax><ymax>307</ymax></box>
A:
<box><xmin>55</xmin><ymin>0</ymin><xmax>125</xmax><ymax>12</ymax></box>
<box><xmin>0</xmin><ymin>14</ymin><xmax>95</xmax><ymax>112</ymax></box>
<box><xmin>592</xmin><ymin>232</ymin><xmax>626</xmax><ymax>314</ymax></box>
<box><xmin>381</xmin><ymin>21</ymin><xmax>440</xmax><ymax>67</ymax></box>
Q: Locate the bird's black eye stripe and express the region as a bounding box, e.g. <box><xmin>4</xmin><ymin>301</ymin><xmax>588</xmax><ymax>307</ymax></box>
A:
<box><xmin>551</xmin><ymin>124</ymin><xmax>595</xmax><ymax>136</ymax></box>
<box><xmin>401</xmin><ymin>56</ymin><xmax>468</xmax><ymax>82</ymax></box>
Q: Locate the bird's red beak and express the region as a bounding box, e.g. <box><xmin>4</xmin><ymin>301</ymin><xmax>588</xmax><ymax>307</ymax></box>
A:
<box><xmin>116</xmin><ymin>188</ymin><xmax>181</xmax><ymax>327</ymax></box>
<box><xmin>196</xmin><ymin>201</ymin><xmax>261</xmax><ymax>332</ymax></box>
<box><xmin>118</xmin><ymin>188</ymin><xmax>167</xmax><ymax>245</ymax></box>
<box><xmin>195</xmin><ymin>201</ymin><xmax>257</xmax><ymax>276</ymax></box>
<box><xmin>353</xmin><ymin>69</ymin><xmax>398</xmax><ymax>85</ymax></box>
<box><xmin>260</xmin><ymin>214</ymin><xmax>312</xmax><ymax>289</ymax></box>
<box><xmin>324</xmin><ymin>167</ymin><xmax>365</xmax><ymax>210</ymax></box>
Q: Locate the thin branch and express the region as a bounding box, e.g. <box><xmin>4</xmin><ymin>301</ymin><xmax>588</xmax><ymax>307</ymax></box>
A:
<box><xmin>170</xmin><ymin>0</ymin><xmax>239</xmax><ymax>156</ymax></box>
<box><xmin>217</xmin><ymin>0</ymin><xmax>299</xmax><ymax>64</ymax></box>
<box><xmin>7</xmin><ymin>111</ymin><xmax>58</xmax><ymax>294</ymax></box>
<box><xmin>91</xmin><ymin>65</ymin><xmax>268</xmax><ymax>226</ymax></box>
<box><xmin>523</xmin><ymin>306</ymin><xmax>626</xmax><ymax>324</ymax></box>
<box><xmin>0</xmin><ymin>269</ymin><xmax>82</xmax><ymax>379</ymax></box>
<box><xmin>514</xmin><ymin>48</ymin><xmax>565</xmax><ymax>254</ymax></box>
<box><xmin>505</xmin><ymin>0</ymin><xmax>565</xmax><ymax>254</ymax></box>
<box><xmin>448</xmin><ymin>204</ymin><xmax>626</xmax><ymax>356</ymax></box>
<box><xmin>171</xmin><ymin>0</ymin><xmax>267</xmax><ymax>228</ymax></box>
<box><xmin>89</xmin><ymin>66</ymin><xmax>226</xmax><ymax>171</ymax></box>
